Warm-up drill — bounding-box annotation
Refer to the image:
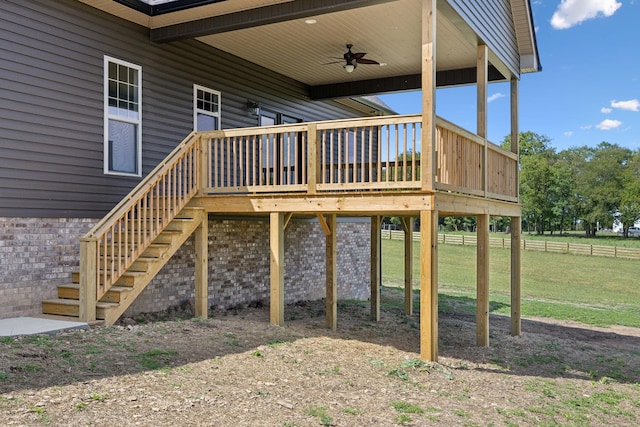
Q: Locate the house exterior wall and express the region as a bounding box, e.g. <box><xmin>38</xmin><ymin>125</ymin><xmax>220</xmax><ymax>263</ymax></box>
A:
<box><xmin>0</xmin><ymin>0</ymin><xmax>362</xmax><ymax>218</ymax></box>
<box><xmin>448</xmin><ymin>0</ymin><xmax>520</xmax><ymax>77</ymax></box>
<box><xmin>0</xmin><ymin>0</ymin><xmax>373</xmax><ymax>319</ymax></box>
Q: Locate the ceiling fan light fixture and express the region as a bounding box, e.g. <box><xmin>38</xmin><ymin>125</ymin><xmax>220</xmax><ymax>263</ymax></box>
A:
<box><xmin>344</xmin><ymin>64</ymin><xmax>355</xmax><ymax>73</ymax></box>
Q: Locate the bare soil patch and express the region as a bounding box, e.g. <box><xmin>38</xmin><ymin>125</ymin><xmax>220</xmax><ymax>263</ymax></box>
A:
<box><xmin>1</xmin><ymin>288</ymin><xmax>639</xmax><ymax>426</ymax></box>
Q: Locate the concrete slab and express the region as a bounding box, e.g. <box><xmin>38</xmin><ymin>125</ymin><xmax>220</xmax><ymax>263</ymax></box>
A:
<box><xmin>0</xmin><ymin>317</ymin><xmax>89</xmax><ymax>337</ymax></box>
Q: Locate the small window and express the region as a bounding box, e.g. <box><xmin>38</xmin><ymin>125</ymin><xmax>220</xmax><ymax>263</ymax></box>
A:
<box><xmin>194</xmin><ymin>85</ymin><xmax>221</xmax><ymax>131</ymax></box>
<box><xmin>104</xmin><ymin>56</ymin><xmax>142</xmax><ymax>176</ymax></box>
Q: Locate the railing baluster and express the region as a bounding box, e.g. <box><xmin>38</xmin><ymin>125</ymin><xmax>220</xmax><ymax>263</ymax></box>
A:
<box><xmin>402</xmin><ymin>124</ymin><xmax>407</xmax><ymax>181</ymax></box>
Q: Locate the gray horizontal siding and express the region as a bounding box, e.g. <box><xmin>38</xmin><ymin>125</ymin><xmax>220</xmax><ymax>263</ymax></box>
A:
<box><xmin>0</xmin><ymin>0</ymin><xmax>363</xmax><ymax>218</ymax></box>
<box><xmin>447</xmin><ymin>0</ymin><xmax>519</xmax><ymax>77</ymax></box>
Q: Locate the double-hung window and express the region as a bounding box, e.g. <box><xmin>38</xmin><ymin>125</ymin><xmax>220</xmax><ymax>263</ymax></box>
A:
<box><xmin>104</xmin><ymin>56</ymin><xmax>142</xmax><ymax>176</ymax></box>
<box><xmin>194</xmin><ymin>85</ymin><xmax>220</xmax><ymax>131</ymax></box>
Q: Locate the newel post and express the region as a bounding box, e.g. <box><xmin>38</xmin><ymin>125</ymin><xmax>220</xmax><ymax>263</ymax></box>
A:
<box><xmin>198</xmin><ymin>135</ymin><xmax>209</xmax><ymax>196</ymax></box>
<box><xmin>79</xmin><ymin>237</ymin><xmax>98</xmax><ymax>322</ymax></box>
<box><xmin>306</xmin><ymin>123</ymin><xmax>318</xmax><ymax>195</ymax></box>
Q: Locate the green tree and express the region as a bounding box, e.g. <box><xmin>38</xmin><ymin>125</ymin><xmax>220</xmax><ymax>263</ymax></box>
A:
<box><xmin>618</xmin><ymin>149</ymin><xmax>640</xmax><ymax>237</ymax></box>
<box><xmin>503</xmin><ymin>132</ymin><xmax>559</xmax><ymax>234</ymax></box>
<box><xmin>579</xmin><ymin>142</ymin><xmax>632</xmax><ymax>236</ymax></box>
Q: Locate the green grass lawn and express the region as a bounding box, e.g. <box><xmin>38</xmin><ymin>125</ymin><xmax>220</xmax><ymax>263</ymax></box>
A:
<box><xmin>382</xmin><ymin>238</ymin><xmax>640</xmax><ymax>328</ymax></box>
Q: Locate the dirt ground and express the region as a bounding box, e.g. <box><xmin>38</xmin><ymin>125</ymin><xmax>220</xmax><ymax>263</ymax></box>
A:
<box><xmin>1</xmin><ymin>287</ymin><xmax>639</xmax><ymax>426</ymax></box>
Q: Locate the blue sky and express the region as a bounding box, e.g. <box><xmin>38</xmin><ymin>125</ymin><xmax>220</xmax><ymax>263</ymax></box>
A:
<box><xmin>379</xmin><ymin>0</ymin><xmax>640</xmax><ymax>152</ymax></box>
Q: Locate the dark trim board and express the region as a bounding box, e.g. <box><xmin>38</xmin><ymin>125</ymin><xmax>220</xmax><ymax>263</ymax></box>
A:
<box><xmin>309</xmin><ymin>66</ymin><xmax>506</xmax><ymax>100</ymax></box>
<box><xmin>150</xmin><ymin>0</ymin><xmax>397</xmax><ymax>42</ymax></box>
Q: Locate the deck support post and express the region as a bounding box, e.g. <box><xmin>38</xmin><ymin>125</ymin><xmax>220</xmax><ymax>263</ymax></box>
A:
<box><xmin>477</xmin><ymin>44</ymin><xmax>488</xmax><ymax>196</ymax></box>
<box><xmin>194</xmin><ymin>215</ymin><xmax>208</xmax><ymax>319</ymax></box>
<box><xmin>270</xmin><ymin>212</ymin><xmax>285</xmax><ymax>326</ymax></box>
<box><xmin>511</xmin><ymin>77</ymin><xmax>520</xmax><ymax>199</ymax></box>
<box><xmin>510</xmin><ymin>76</ymin><xmax>522</xmax><ymax>336</ymax></box>
<box><xmin>401</xmin><ymin>217</ymin><xmax>415</xmax><ymax>315</ymax></box>
<box><xmin>370</xmin><ymin>216</ymin><xmax>382</xmax><ymax>321</ymax></box>
<box><xmin>421</xmin><ymin>0</ymin><xmax>437</xmax><ymax>191</ymax></box>
<box><xmin>79</xmin><ymin>237</ymin><xmax>97</xmax><ymax>323</ymax></box>
<box><xmin>325</xmin><ymin>214</ymin><xmax>338</xmax><ymax>330</ymax></box>
<box><xmin>476</xmin><ymin>213</ymin><xmax>490</xmax><ymax>346</ymax></box>
<box><xmin>419</xmin><ymin>209</ymin><xmax>438</xmax><ymax>361</ymax></box>
<box><xmin>510</xmin><ymin>216</ymin><xmax>522</xmax><ymax>335</ymax></box>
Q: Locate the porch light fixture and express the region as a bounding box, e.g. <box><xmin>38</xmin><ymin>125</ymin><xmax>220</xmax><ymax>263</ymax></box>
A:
<box><xmin>246</xmin><ymin>100</ymin><xmax>260</xmax><ymax>116</ymax></box>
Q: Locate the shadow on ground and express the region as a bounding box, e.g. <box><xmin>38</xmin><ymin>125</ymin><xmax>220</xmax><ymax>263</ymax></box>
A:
<box><xmin>1</xmin><ymin>287</ymin><xmax>639</xmax><ymax>396</ymax></box>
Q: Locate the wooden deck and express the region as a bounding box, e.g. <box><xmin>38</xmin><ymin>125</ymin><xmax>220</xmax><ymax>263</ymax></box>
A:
<box><xmin>43</xmin><ymin>114</ymin><xmax>522</xmax><ymax>362</ymax></box>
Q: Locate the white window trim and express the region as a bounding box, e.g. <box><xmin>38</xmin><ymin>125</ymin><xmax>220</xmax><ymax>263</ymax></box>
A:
<box><xmin>193</xmin><ymin>84</ymin><xmax>221</xmax><ymax>131</ymax></box>
<box><xmin>104</xmin><ymin>55</ymin><xmax>143</xmax><ymax>177</ymax></box>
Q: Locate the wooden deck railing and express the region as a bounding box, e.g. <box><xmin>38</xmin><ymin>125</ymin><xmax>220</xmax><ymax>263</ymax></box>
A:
<box><xmin>76</xmin><ymin>114</ymin><xmax>518</xmax><ymax>320</ymax></box>
<box><xmin>79</xmin><ymin>133</ymin><xmax>200</xmax><ymax>320</ymax></box>
<box><xmin>200</xmin><ymin>114</ymin><xmax>518</xmax><ymax>201</ymax></box>
<box><xmin>435</xmin><ymin>117</ymin><xmax>518</xmax><ymax>201</ymax></box>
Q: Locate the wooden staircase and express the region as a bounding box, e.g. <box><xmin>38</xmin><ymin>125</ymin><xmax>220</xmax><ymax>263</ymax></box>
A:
<box><xmin>42</xmin><ymin>207</ymin><xmax>205</xmax><ymax>325</ymax></box>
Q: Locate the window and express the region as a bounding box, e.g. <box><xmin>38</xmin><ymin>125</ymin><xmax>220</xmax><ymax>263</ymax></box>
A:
<box><xmin>104</xmin><ymin>56</ymin><xmax>142</xmax><ymax>176</ymax></box>
<box><xmin>194</xmin><ymin>85</ymin><xmax>221</xmax><ymax>131</ymax></box>
<box><xmin>259</xmin><ymin>108</ymin><xmax>303</xmax><ymax>185</ymax></box>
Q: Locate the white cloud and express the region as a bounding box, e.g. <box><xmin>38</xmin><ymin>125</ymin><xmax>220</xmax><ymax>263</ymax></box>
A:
<box><xmin>580</xmin><ymin>125</ymin><xmax>593</xmax><ymax>130</ymax></box>
<box><xmin>487</xmin><ymin>93</ymin><xmax>505</xmax><ymax>103</ymax></box>
<box><xmin>611</xmin><ymin>99</ymin><xmax>640</xmax><ymax>112</ymax></box>
<box><xmin>596</xmin><ymin>119</ymin><xmax>623</xmax><ymax>130</ymax></box>
<box><xmin>551</xmin><ymin>0</ymin><xmax>621</xmax><ymax>29</ymax></box>
<box><xmin>601</xmin><ymin>107</ymin><xmax>612</xmax><ymax>114</ymax></box>
<box><xmin>563</xmin><ymin>131</ymin><xmax>574</xmax><ymax>137</ymax></box>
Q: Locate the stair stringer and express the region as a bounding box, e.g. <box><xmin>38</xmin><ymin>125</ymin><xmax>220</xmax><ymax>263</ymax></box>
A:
<box><xmin>101</xmin><ymin>207</ymin><xmax>206</xmax><ymax>325</ymax></box>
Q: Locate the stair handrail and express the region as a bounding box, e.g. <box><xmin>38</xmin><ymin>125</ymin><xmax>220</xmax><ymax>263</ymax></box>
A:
<box><xmin>79</xmin><ymin>133</ymin><xmax>201</xmax><ymax>321</ymax></box>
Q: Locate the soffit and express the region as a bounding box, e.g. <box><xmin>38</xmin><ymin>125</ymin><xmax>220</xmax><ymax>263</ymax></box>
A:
<box><xmin>197</xmin><ymin>0</ymin><xmax>477</xmax><ymax>86</ymax></box>
<box><xmin>80</xmin><ymin>0</ymin><xmax>516</xmax><ymax>88</ymax></box>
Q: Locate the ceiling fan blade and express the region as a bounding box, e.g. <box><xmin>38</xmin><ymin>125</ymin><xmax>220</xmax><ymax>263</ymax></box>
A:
<box><xmin>353</xmin><ymin>52</ymin><xmax>367</xmax><ymax>60</ymax></box>
<box><xmin>356</xmin><ymin>58</ymin><xmax>380</xmax><ymax>65</ymax></box>
<box><xmin>323</xmin><ymin>60</ymin><xmax>344</xmax><ymax>65</ymax></box>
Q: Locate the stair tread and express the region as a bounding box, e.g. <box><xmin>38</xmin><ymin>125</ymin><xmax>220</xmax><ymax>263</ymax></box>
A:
<box><xmin>43</xmin><ymin>298</ymin><xmax>118</xmax><ymax>308</ymax></box>
<box><xmin>58</xmin><ymin>284</ymin><xmax>132</xmax><ymax>292</ymax></box>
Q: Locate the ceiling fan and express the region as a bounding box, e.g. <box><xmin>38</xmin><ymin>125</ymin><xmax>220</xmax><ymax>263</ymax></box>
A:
<box><xmin>326</xmin><ymin>44</ymin><xmax>381</xmax><ymax>73</ymax></box>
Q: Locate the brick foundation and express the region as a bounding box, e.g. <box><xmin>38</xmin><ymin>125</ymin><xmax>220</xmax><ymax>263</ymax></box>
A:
<box><xmin>0</xmin><ymin>217</ymin><xmax>97</xmax><ymax>318</ymax></box>
<box><xmin>1</xmin><ymin>217</ymin><xmax>371</xmax><ymax>319</ymax></box>
<box><xmin>125</xmin><ymin>217</ymin><xmax>371</xmax><ymax>315</ymax></box>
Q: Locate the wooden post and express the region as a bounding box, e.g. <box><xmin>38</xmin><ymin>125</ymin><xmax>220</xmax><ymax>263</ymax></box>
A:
<box><xmin>476</xmin><ymin>213</ymin><xmax>490</xmax><ymax>346</ymax></box>
<box><xmin>194</xmin><ymin>215</ymin><xmax>208</xmax><ymax>319</ymax></box>
<box><xmin>510</xmin><ymin>216</ymin><xmax>522</xmax><ymax>336</ymax></box>
<box><xmin>370</xmin><ymin>216</ymin><xmax>382</xmax><ymax>321</ymax></box>
<box><xmin>325</xmin><ymin>214</ymin><xmax>337</xmax><ymax>330</ymax></box>
<box><xmin>510</xmin><ymin>77</ymin><xmax>520</xmax><ymax>202</ymax></box>
<box><xmin>477</xmin><ymin>44</ymin><xmax>488</xmax><ymax>197</ymax></box>
<box><xmin>79</xmin><ymin>237</ymin><xmax>97</xmax><ymax>322</ymax></box>
<box><xmin>420</xmin><ymin>209</ymin><xmax>438</xmax><ymax>361</ymax></box>
<box><xmin>198</xmin><ymin>135</ymin><xmax>209</xmax><ymax>196</ymax></box>
<box><xmin>510</xmin><ymin>76</ymin><xmax>521</xmax><ymax>337</ymax></box>
<box><xmin>307</xmin><ymin>123</ymin><xmax>318</xmax><ymax>195</ymax></box>
<box><xmin>421</xmin><ymin>0</ymin><xmax>437</xmax><ymax>191</ymax></box>
<box><xmin>401</xmin><ymin>217</ymin><xmax>414</xmax><ymax>315</ymax></box>
<box><xmin>270</xmin><ymin>212</ymin><xmax>285</xmax><ymax>326</ymax></box>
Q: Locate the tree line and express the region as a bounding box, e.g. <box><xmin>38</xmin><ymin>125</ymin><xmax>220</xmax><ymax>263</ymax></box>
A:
<box><xmin>503</xmin><ymin>132</ymin><xmax>640</xmax><ymax>237</ymax></box>
<box><xmin>384</xmin><ymin>132</ymin><xmax>640</xmax><ymax>237</ymax></box>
